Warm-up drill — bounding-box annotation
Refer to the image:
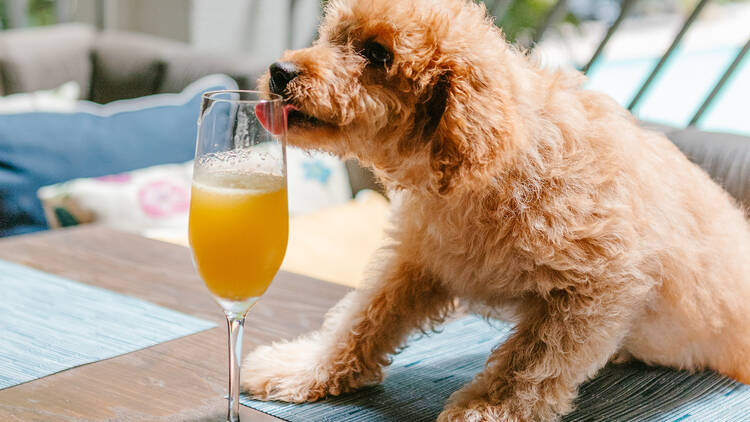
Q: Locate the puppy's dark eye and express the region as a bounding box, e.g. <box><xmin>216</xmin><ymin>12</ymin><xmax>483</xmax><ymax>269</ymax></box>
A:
<box><xmin>363</xmin><ymin>41</ymin><xmax>393</xmax><ymax>67</ymax></box>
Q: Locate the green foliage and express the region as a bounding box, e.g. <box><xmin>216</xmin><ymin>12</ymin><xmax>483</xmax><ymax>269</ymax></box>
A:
<box><xmin>0</xmin><ymin>1</ymin><xmax>7</xmax><ymax>29</ymax></box>
<box><xmin>28</xmin><ymin>0</ymin><xmax>56</xmax><ymax>27</ymax></box>
<box><xmin>0</xmin><ymin>0</ymin><xmax>56</xmax><ymax>29</ymax></box>
<box><xmin>495</xmin><ymin>0</ymin><xmax>556</xmax><ymax>43</ymax></box>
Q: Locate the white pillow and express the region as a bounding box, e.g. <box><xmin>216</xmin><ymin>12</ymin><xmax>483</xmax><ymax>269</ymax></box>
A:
<box><xmin>0</xmin><ymin>81</ymin><xmax>80</xmax><ymax>113</ymax></box>
<box><xmin>286</xmin><ymin>147</ymin><xmax>353</xmax><ymax>216</ymax></box>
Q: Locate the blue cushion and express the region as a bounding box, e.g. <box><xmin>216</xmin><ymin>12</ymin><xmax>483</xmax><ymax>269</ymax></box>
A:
<box><xmin>0</xmin><ymin>74</ymin><xmax>237</xmax><ymax>237</ymax></box>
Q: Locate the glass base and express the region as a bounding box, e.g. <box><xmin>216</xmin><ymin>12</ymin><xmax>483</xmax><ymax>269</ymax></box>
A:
<box><xmin>216</xmin><ymin>296</ymin><xmax>259</xmax><ymax>318</ymax></box>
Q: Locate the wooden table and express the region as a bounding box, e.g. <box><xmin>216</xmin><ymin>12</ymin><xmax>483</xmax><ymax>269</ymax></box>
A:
<box><xmin>0</xmin><ymin>225</ymin><xmax>351</xmax><ymax>421</ymax></box>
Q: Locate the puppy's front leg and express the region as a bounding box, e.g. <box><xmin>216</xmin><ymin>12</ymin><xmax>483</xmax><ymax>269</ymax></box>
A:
<box><xmin>439</xmin><ymin>285</ymin><xmax>638</xmax><ymax>422</ymax></box>
<box><xmin>242</xmin><ymin>255</ymin><xmax>452</xmax><ymax>403</ymax></box>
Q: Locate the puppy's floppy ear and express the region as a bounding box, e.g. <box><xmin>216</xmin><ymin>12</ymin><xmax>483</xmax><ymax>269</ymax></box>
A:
<box><xmin>419</xmin><ymin>73</ymin><xmax>450</xmax><ymax>140</ymax></box>
<box><xmin>424</xmin><ymin>73</ymin><xmax>463</xmax><ymax>195</ymax></box>
<box><xmin>398</xmin><ymin>73</ymin><xmax>450</xmax><ymax>154</ymax></box>
<box><xmin>404</xmin><ymin>73</ymin><xmax>451</xmax><ymax>150</ymax></box>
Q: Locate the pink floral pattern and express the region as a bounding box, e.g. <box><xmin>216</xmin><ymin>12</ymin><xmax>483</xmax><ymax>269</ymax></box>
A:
<box><xmin>137</xmin><ymin>181</ymin><xmax>189</xmax><ymax>218</ymax></box>
<box><xmin>95</xmin><ymin>173</ymin><xmax>132</xmax><ymax>183</ymax></box>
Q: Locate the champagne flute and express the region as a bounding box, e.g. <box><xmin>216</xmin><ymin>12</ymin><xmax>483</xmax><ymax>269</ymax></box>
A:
<box><xmin>189</xmin><ymin>90</ymin><xmax>288</xmax><ymax>422</ymax></box>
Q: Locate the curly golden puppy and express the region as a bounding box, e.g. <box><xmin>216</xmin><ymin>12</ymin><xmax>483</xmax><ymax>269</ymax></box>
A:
<box><xmin>243</xmin><ymin>0</ymin><xmax>750</xmax><ymax>420</ymax></box>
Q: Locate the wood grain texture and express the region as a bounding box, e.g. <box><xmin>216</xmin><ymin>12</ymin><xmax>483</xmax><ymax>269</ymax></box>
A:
<box><xmin>0</xmin><ymin>225</ymin><xmax>351</xmax><ymax>421</ymax></box>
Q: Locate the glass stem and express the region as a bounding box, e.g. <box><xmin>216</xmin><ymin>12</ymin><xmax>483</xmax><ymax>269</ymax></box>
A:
<box><xmin>226</xmin><ymin>314</ymin><xmax>245</xmax><ymax>422</ymax></box>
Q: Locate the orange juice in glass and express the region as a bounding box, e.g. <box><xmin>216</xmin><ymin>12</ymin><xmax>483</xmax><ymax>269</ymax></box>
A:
<box><xmin>189</xmin><ymin>90</ymin><xmax>287</xmax><ymax>422</ymax></box>
<box><xmin>189</xmin><ymin>170</ymin><xmax>288</xmax><ymax>301</ymax></box>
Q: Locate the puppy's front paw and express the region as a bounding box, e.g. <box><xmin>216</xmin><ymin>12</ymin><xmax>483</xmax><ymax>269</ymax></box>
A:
<box><xmin>241</xmin><ymin>333</ymin><xmax>332</xmax><ymax>402</ymax></box>
<box><xmin>241</xmin><ymin>333</ymin><xmax>382</xmax><ymax>403</ymax></box>
<box><xmin>438</xmin><ymin>400</ymin><xmax>520</xmax><ymax>422</ymax></box>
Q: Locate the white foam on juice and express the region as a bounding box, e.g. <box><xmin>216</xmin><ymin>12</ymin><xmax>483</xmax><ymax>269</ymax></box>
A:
<box><xmin>195</xmin><ymin>149</ymin><xmax>285</xmax><ymax>194</ymax></box>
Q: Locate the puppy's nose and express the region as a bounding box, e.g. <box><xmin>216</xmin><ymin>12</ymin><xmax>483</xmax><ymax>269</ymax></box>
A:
<box><xmin>269</xmin><ymin>61</ymin><xmax>300</xmax><ymax>95</ymax></box>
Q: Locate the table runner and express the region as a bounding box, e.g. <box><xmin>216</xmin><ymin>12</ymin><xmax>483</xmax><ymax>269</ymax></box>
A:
<box><xmin>241</xmin><ymin>316</ymin><xmax>750</xmax><ymax>421</ymax></box>
<box><xmin>0</xmin><ymin>259</ymin><xmax>216</xmax><ymax>389</ymax></box>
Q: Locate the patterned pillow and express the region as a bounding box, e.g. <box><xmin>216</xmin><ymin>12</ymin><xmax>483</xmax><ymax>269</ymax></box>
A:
<box><xmin>38</xmin><ymin>149</ymin><xmax>352</xmax><ymax>237</ymax></box>
<box><xmin>38</xmin><ymin>162</ymin><xmax>193</xmax><ymax>235</ymax></box>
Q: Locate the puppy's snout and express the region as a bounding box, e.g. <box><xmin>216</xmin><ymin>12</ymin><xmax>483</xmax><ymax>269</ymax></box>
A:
<box><xmin>269</xmin><ymin>61</ymin><xmax>300</xmax><ymax>96</ymax></box>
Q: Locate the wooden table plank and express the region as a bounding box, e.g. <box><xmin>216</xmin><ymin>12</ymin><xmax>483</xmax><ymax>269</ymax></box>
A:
<box><xmin>0</xmin><ymin>226</ymin><xmax>351</xmax><ymax>421</ymax></box>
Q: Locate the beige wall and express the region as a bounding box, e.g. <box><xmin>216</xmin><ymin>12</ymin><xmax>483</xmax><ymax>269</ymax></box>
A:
<box><xmin>68</xmin><ymin>0</ymin><xmax>99</xmax><ymax>26</ymax></box>
<box><xmin>190</xmin><ymin>0</ymin><xmax>320</xmax><ymax>63</ymax></box>
<box><xmin>103</xmin><ymin>0</ymin><xmax>191</xmax><ymax>42</ymax></box>
<box><xmin>62</xmin><ymin>0</ymin><xmax>321</xmax><ymax>64</ymax></box>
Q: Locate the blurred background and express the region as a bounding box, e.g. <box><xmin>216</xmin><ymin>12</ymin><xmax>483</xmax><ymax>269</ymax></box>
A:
<box><xmin>1</xmin><ymin>0</ymin><xmax>748</xmax><ymax>133</ymax></box>
<box><xmin>1</xmin><ymin>0</ymin><xmax>748</xmax><ymax>286</ymax></box>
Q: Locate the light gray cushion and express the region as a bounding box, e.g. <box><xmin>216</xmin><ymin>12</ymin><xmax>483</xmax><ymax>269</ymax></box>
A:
<box><xmin>666</xmin><ymin>128</ymin><xmax>750</xmax><ymax>212</ymax></box>
<box><xmin>0</xmin><ymin>23</ymin><xmax>95</xmax><ymax>97</ymax></box>
<box><xmin>345</xmin><ymin>160</ymin><xmax>383</xmax><ymax>195</ymax></box>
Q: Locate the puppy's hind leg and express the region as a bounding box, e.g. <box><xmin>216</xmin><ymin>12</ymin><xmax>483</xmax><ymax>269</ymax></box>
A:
<box><xmin>439</xmin><ymin>275</ymin><xmax>645</xmax><ymax>422</ymax></box>
<box><xmin>609</xmin><ymin>348</ymin><xmax>633</xmax><ymax>365</ymax></box>
<box><xmin>241</xmin><ymin>251</ymin><xmax>454</xmax><ymax>402</ymax></box>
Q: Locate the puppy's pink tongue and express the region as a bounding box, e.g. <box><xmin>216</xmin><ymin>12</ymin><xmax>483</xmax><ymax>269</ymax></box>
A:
<box><xmin>283</xmin><ymin>104</ymin><xmax>299</xmax><ymax>119</ymax></box>
<box><xmin>255</xmin><ymin>103</ymin><xmax>296</xmax><ymax>135</ymax></box>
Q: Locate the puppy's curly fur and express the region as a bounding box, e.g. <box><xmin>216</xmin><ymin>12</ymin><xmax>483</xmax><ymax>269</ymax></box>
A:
<box><xmin>242</xmin><ymin>0</ymin><xmax>750</xmax><ymax>420</ymax></box>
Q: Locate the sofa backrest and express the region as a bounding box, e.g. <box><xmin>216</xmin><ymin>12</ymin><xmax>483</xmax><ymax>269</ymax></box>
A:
<box><xmin>158</xmin><ymin>47</ymin><xmax>263</xmax><ymax>95</ymax></box>
<box><xmin>0</xmin><ymin>24</ymin><xmax>267</xmax><ymax>103</ymax></box>
<box><xmin>0</xmin><ymin>23</ymin><xmax>95</xmax><ymax>97</ymax></box>
<box><xmin>89</xmin><ymin>31</ymin><xmax>269</xmax><ymax>103</ymax></box>
<box><xmin>88</xmin><ymin>31</ymin><xmax>173</xmax><ymax>103</ymax></box>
